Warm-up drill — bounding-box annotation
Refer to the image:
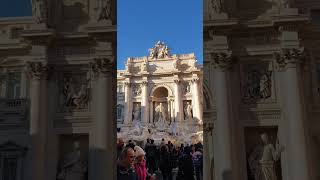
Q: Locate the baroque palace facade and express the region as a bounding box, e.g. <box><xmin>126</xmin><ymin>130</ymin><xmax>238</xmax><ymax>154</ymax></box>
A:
<box><xmin>117</xmin><ymin>41</ymin><xmax>203</xmax><ymax>145</ymax></box>
<box><xmin>204</xmin><ymin>0</ymin><xmax>320</xmax><ymax>180</ymax></box>
<box><xmin>0</xmin><ymin>0</ymin><xmax>116</xmax><ymax>180</ymax></box>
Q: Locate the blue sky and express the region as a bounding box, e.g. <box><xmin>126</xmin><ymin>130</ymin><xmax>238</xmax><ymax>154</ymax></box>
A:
<box><xmin>0</xmin><ymin>0</ymin><xmax>203</xmax><ymax>70</ymax></box>
<box><xmin>117</xmin><ymin>0</ymin><xmax>203</xmax><ymax>69</ymax></box>
<box><xmin>0</xmin><ymin>0</ymin><xmax>31</xmax><ymax>17</ymax></box>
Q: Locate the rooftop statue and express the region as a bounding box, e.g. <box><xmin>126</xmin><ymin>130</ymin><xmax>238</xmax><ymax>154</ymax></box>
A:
<box><xmin>148</xmin><ymin>41</ymin><xmax>171</xmax><ymax>59</ymax></box>
<box><xmin>31</xmin><ymin>0</ymin><xmax>47</xmax><ymax>24</ymax></box>
<box><xmin>96</xmin><ymin>0</ymin><xmax>112</xmax><ymax>22</ymax></box>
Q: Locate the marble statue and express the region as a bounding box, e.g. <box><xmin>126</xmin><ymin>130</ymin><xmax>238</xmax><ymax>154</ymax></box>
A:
<box><xmin>244</xmin><ymin>70</ymin><xmax>261</xmax><ymax>99</ymax></box>
<box><xmin>148</xmin><ymin>41</ymin><xmax>171</xmax><ymax>59</ymax></box>
<box><xmin>72</xmin><ymin>85</ymin><xmax>89</xmax><ymax>109</ymax></box>
<box><xmin>96</xmin><ymin>0</ymin><xmax>112</xmax><ymax>21</ymax></box>
<box><xmin>140</xmin><ymin>59</ymin><xmax>148</xmax><ymax>72</ymax></box>
<box><xmin>184</xmin><ymin>102</ymin><xmax>193</xmax><ymax>121</ymax></box>
<box><xmin>280</xmin><ymin>0</ymin><xmax>290</xmax><ymax>8</ymax></box>
<box><xmin>248</xmin><ymin>133</ymin><xmax>284</xmax><ymax>180</ymax></box>
<box><xmin>132</xmin><ymin>104</ymin><xmax>141</xmax><ymax>122</ymax></box>
<box><xmin>63</xmin><ymin>78</ymin><xmax>75</xmax><ymax>107</ymax></box>
<box><xmin>259</xmin><ymin>72</ymin><xmax>271</xmax><ymax>99</ymax></box>
<box><xmin>211</xmin><ymin>0</ymin><xmax>223</xmax><ymax>14</ymax></box>
<box><xmin>154</xmin><ymin>102</ymin><xmax>168</xmax><ymax>131</ymax></box>
<box><xmin>149</xmin><ymin>48</ymin><xmax>156</xmax><ymax>59</ymax></box>
<box><xmin>57</xmin><ymin>141</ymin><xmax>87</xmax><ymax>180</ymax></box>
<box><xmin>31</xmin><ymin>0</ymin><xmax>47</xmax><ymax>24</ymax></box>
<box><xmin>163</xmin><ymin>46</ymin><xmax>170</xmax><ymax>58</ymax></box>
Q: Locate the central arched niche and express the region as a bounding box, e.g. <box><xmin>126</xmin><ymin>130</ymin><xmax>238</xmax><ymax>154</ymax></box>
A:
<box><xmin>153</xmin><ymin>86</ymin><xmax>168</xmax><ymax>98</ymax></box>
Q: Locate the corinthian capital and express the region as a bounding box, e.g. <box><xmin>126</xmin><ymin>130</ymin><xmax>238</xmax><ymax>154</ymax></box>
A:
<box><xmin>211</xmin><ymin>51</ymin><xmax>234</xmax><ymax>71</ymax></box>
<box><xmin>124</xmin><ymin>81</ymin><xmax>131</xmax><ymax>87</ymax></box>
<box><xmin>274</xmin><ymin>48</ymin><xmax>305</xmax><ymax>70</ymax></box>
<box><xmin>141</xmin><ymin>80</ymin><xmax>148</xmax><ymax>86</ymax></box>
<box><xmin>191</xmin><ymin>74</ymin><xmax>200</xmax><ymax>83</ymax></box>
<box><xmin>91</xmin><ymin>57</ymin><xmax>114</xmax><ymax>77</ymax></box>
<box><xmin>26</xmin><ymin>61</ymin><xmax>48</xmax><ymax>80</ymax></box>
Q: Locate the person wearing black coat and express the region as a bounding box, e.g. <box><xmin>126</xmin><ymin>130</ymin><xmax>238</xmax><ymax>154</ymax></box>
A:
<box><xmin>176</xmin><ymin>147</ymin><xmax>195</xmax><ymax>180</ymax></box>
<box><xmin>159</xmin><ymin>145</ymin><xmax>172</xmax><ymax>180</ymax></box>
<box><xmin>147</xmin><ymin>139</ymin><xmax>157</xmax><ymax>174</ymax></box>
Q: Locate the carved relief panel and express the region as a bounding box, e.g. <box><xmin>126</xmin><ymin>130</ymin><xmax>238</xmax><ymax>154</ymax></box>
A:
<box><xmin>57</xmin><ymin>72</ymin><xmax>91</xmax><ymax>112</ymax></box>
<box><xmin>59</xmin><ymin>0</ymin><xmax>90</xmax><ymax>31</ymax></box>
<box><xmin>244</xmin><ymin>127</ymin><xmax>283</xmax><ymax>180</ymax></box>
<box><xmin>132</xmin><ymin>84</ymin><xmax>142</xmax><ymax>96</ymax></box>
<box><xmin>240</xmin><ymin>61</ymin><xmax>276</xmax><ymax>104</ymax></box>
<box><xmin>182</xmin><ymin>81</ymin><xmax>191</xmax><ymax>95</ymax></box>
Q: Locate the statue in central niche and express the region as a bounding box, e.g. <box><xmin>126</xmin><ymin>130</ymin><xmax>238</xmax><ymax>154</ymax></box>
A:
<box><xmin>154</xmin><ymin>102</ymin><xmax>168</xmax><ymax>131</ymax></box>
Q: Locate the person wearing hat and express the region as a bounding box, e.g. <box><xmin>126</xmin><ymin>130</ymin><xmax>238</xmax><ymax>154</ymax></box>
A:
<box><xmin>134</xmin><ymin>146</ymin><xmax>156</xmax><ymax>180</ymax></box>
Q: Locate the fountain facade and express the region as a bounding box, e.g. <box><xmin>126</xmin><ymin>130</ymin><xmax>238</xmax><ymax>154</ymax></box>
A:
<box><xmin>117</xmin><ymin>42</ymin><xmax>203</xmax><ymax>145</ymax></box>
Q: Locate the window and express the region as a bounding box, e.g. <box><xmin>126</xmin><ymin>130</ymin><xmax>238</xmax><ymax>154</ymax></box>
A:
<box><xmin>3</xmin><ymin>158</ymin><xmax>17</xmax><ymax>180</ymax></box>
<box><xmin>311</xmin><ymin>10</ymin><xmax>320</xmax><ymax>26</ymax></box>
<box><xmin>0</xmin><ymin>141</ymin><xmax>27</xmax><ymax>180</ymax></box>
<box><xmin>117</xmin><ymin>104</ymin><xmax>124</xmax><ymax>120</ymax></box>
<box><xmin>0</xmin><ymin>72</ymin><xmax>21</xmax><ymax>98</ymax></box>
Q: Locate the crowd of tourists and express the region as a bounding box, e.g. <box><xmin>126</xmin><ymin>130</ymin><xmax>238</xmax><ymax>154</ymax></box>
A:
<box><xmin>117</xmin><ymin>138</ymin><xmax>203</xmax><ymax>180</ymax></box>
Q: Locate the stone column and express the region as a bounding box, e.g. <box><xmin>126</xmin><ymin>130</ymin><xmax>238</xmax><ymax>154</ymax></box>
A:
<box><xmin>275</xmin><ymin>48</ymin><xmax>310</xmax><ymax>180</ymax></box>
<box><xmin>124</xmin><ymin>81</ymin><xmax>132</xmax><ymax>125</ymax></box>
<box><xmin>170</xmin><ymin>99</ymin><xmax>175</xmax><ymax>123</ymax></box>
<box><xmin>212</xmin><ymin>51</ymin><xmax>234</xmax><ymax>180</ymax></box>
<box><xmin>141</xmin><ymin>80</ymin><xmax>149</xmax><ymax>125</ymax></box>
<box><xmin>20</xmin><ymin>70</ymin><xmax>27</xmax><ymax>98</ymax></box>
<box><xmin>149</xmin><ymin>100</ymin><xmax>153</xmax><ymax>124</ymax></box>
<box><xmin>203</xmin><ymin>121</ymin><xmax>214</xmax><ymax>180</ymax></box>
<box><xmin>92</xmin><ymin>57</ymin><xmax>116</xmax><ymax>180</ymax></box>
<box><xmin>173</xmin><ymin>76</ymin><xmax>183</xmax><ymax>122</ymax></box>
<box><xmin>26</xmin><ymin>61</ymin><xmax>48</xmax><ymax>180</ymax></box>
<box><xmin>191</xmin><ymin>74</ymin><xmax>202</xmax><ymax>124</ymax></box>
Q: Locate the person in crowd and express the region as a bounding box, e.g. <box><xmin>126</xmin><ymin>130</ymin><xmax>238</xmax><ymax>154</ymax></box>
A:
<box><xmin>159</xmin><ymin>145</ymin><xmax>171</xmax><ymax>180</ymax></box>
<box><xmin>160</xmin><ymin>138</ymin><xmax>165</xmax><ymax>147</ymax></box>
<box><xmin>134</xmin><ymin>146</ymin><xmax>156</xmax><ymax>180</ymax></box>
<box><xmin>176</xmin><ymin>146</ymin><xmax>195</xmax><ymax>180</ymax></box>
<box><xmin>126</xmin><ymin>140</ymin><xmax>135</xmax><ymax>149</ymax></box>
<box><xmin>144</xmin><ymin>138</ymin><xmax>151</xmax><ymax>169</ymax></box>
<box><xmin>169</xmin><ymin>146</ymin><xmax>179</xmax><ymax>178</ymax></box>
<box><xmin>192</xmin><ymin>148</ymin><xmax>203</xmax><ymax>180</ymax></box>
<box><xmin>179</xmin><ymin>144</ymin><xmax>184</xmax><ymax>154</ymax></box>
<box><xmin>117</xmin><ymin>138</ymin><xmax>125</xmax><ymax>158</ymax></box>
<box><xmin>117</xmin><ymin>147</ymin><xmax>138</xmax><ymax>180</ymax></box>
<box><xmin>148</xmin><ymin>139</ymin><xmax>157</xmax><ymax>174</ymax></box>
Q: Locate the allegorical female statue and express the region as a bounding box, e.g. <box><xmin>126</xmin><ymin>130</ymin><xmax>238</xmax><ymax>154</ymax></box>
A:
<box><xmin>132</xmin><ymin>104</ymin><xmax>141</xmax><ymax>122</ymax></box>
<box><xmin>57</xmin><ymin>141</ymin><xmax>87</xmax><ymax>180</ymax></box>
<box><xmin>248</xmin><ymin>133</ymin><xmax>284</xmax><ymax>180</ymax></box>
<box><xmin>184</xmin><ymin>102</ymin><xmax>193</xmax><ymax>121</ymax></box>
